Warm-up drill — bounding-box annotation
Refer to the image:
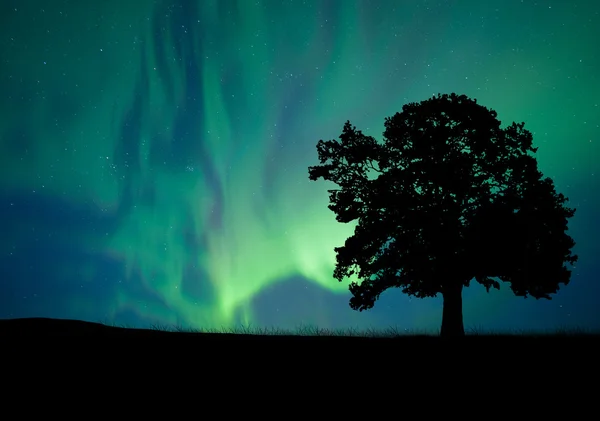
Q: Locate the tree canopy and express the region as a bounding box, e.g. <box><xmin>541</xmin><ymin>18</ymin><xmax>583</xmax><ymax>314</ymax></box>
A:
<box><xmin>308</xmin><ymin>93</ymin><xmax>578</xmax><ymax>336</ymax></box>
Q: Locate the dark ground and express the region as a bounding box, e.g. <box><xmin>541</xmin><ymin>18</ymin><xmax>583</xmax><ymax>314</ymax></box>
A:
<box><xmin>2</xmin><ymin>317</ymin><xmax>599</xmax><ymax>344</ymax></box>
<box><xmin>1</xmin><ymin>317</ymin><xmax>598</xmax><ymax>395</ymax></box>
<box><xmin>1</xmin><ymin>317</ymin><xmax>442</xmax><ymax>342</ymax></box>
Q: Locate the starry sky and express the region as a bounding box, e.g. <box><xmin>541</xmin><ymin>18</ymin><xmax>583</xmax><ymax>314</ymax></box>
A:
<box><xmin>0</xmin><ymin>0</ymin><xmax>598</xmax><ymax>334</ymax></box>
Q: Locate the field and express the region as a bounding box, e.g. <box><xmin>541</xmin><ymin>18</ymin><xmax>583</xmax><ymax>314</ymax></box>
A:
<box><xmin>1</xmin><ymin>317</ymin><xmax>598</xmax><ymax>342</ymax></box>
<box><xmin>3</xmin><ymin>317</ymin><xmax>598</xmax><ymax>382</ymax></box>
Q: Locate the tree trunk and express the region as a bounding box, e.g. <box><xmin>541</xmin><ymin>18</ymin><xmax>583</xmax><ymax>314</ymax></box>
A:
<box><xmin>440</xmin><ymin>282</ymin><xmax>465</xmax><ymax>337</ymax></box>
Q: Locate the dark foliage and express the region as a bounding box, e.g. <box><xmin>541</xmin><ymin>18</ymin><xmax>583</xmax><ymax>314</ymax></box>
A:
<box><xmin>308</xmin><ymin>93</ymin><xmax>578</xmax><ymax>336</ymax></box>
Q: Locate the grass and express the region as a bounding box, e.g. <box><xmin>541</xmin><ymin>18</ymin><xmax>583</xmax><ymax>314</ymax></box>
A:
<box><xmin>3</xmin><ymin>317</ymin><xmax>599</xmax><ymax>374</ymax></box>
<box><xmin>88</xmin><ymin>319</ymin><xmax>600</xmax><ymax>338</ymax></box>
<box><xmin>3</xmin><ymin>319</ymin><xmax>594</xmax><ymax>393</ymax></box>
<box><xmin>1</xmin><ymin>316</ymin><xmax>598</xmax><ymax>340</ymax></box>
<box><xmin>149</xmin><ymin>323</ymin><xmax>596</xmax><ymax>337</ymax></box>
<box><xmin>141</xmin><ymin>322</ymin><xmax>435</xmax><ymax>338</ymax></box>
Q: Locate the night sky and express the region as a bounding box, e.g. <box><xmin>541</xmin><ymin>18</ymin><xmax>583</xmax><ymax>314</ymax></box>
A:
<box><xmin>1</xmin><ymin>0</ymin><xmax>598</xmax><ymax>334</ymax></box>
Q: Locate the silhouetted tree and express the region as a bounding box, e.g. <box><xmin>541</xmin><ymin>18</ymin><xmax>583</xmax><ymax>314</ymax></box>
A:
<box><xmin>308</xmin><ymin>93</ymin><xmax>578</xmax><ymax>337</ymax></box>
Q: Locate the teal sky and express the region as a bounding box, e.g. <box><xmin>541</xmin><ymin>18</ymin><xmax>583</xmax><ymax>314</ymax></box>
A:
<box><xmin>0</xmin><ymin>0</ymin><xmax>598</xmax><ymax>333</ymax></box>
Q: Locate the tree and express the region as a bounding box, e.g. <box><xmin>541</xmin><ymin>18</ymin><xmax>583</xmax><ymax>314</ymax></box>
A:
<box><xmin>308</xmin><ymin>93</ymin><xmax>578</xmax><ymax>337</ymax></box>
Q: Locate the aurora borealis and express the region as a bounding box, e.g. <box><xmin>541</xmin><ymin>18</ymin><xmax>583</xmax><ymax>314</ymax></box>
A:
<box><xmin>1</xmin><ymin>0</ymin><xmax>598</xmax><ymax>333</ymax></box>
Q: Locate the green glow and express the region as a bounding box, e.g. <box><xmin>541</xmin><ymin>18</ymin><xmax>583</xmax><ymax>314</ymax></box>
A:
<box><xmin>1</xmin><ymin>0</ymin><xmax>597</xmax><ymax>331</ymax></box>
